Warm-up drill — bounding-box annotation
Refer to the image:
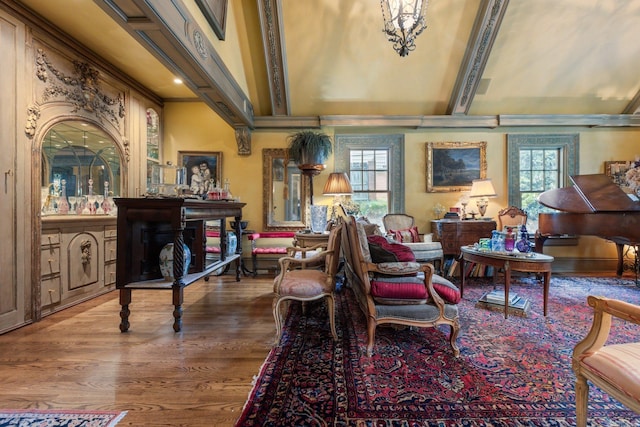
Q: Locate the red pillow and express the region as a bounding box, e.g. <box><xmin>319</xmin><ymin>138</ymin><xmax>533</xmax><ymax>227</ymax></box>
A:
<box><xmin>390</xmin><ymin>226</ymin><xmax>420</xmax><ymax>243</ymax></box>
<box><xmin>367</xmin><ymin>235</ymin><xmax>415</xmax><ymax>263</ymax></box>
<box><xmin>431</xmin><ymin>275</ymin><xmax>462</xmax><ymax>304</ymax></box>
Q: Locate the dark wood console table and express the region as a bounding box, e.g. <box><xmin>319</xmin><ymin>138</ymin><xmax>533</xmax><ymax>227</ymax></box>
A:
<box><xmin>431</xmin><ymin>219</ymin><xmax>497</xmax><ymax>256</ymax></box>
<box><xmin>114</xmin><ymin>198</ymin><xmax>246</xmax><ymax>332</ymax></box>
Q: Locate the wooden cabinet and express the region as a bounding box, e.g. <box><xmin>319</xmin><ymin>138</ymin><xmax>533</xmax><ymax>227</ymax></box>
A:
<box><xmin>431</xmin><ymin>219</ymin><xmax>497</xmax><ymax>256</ymax></box>
<box><xmin>40</xmin><ymin>216</ymin><xmax>117</xmax><ymax>316</ymax></box>
<box><xmin>114</xmin><ymin>198</ymin><xmax>246</xmax><ymax>332</ymax></box>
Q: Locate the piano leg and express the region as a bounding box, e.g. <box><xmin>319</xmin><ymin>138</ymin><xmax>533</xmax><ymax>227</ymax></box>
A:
<box><xmin>615</xmin><ymin>243</ymin><xmax>625</xmax><ymax>276</ymax></box>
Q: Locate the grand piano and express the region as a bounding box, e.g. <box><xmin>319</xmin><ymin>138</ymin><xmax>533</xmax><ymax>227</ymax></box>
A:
<box><xmin>535</xmin><ymin>174</ymin><xmax>640</xmax><ymax>276</ymax></box>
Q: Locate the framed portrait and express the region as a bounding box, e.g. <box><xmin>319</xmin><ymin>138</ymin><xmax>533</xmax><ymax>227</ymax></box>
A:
<box><xmin>604</xmin><ymin>160</ymin><xmax>632</xmax><ymax>187</ymax></box>
<box><xmin>426</xmin><ymin>141</ymin><xmax>487</xmax><ymax>192</ymax></box>
<box><xmin>195</xmin><ymin>0</ymin><xmax>228</xmax><ymax>40</ymax></box>
<box><xmin>178</xmin><ymin>151</ymin><xmax>222</xmax><ymax>196</ymax></box>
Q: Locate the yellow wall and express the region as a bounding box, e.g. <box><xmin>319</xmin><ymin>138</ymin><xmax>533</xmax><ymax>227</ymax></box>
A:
<box><xmin>164</xmin><ymin>101</ymin><xmax>640</xmax><ymax>261</ymax></box>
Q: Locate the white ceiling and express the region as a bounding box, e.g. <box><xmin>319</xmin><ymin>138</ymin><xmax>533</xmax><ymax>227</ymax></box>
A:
<box><xmin>13</xmin><ymin>0</ymin><xmax>640</xmax><ymax>120</ymax></box>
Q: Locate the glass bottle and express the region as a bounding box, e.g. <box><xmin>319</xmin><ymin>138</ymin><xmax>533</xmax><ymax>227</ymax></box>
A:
<box><xmin>516</xmin><ymin>224</ymin><xmax>531</xmax><ymax>253</ymax></box>
<box><xmin>57</xmin><ymin>179</ymin><xmax>70</xmax><ymax>215</ymax></box>
<box><xmin>504</xmin><ymin>227</ymin><xmax>516</xmax><ymax>252</ymax></box>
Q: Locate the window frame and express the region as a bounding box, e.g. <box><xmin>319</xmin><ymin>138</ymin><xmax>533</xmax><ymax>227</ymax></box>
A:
<box><xmin>334</xmin><ymin>134</ymin><xmax>405</xmax><ymax>214</ymax></box>
<box><xmin>507</xmin><ymin>133</ymin><xmax>579</xmax><ymax>227</ymax></box>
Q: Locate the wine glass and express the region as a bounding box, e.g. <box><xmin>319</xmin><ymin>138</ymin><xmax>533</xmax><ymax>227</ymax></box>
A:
<box><xmin>68</xmin><ymin>196</ymin><xmax>77</xmax><ymax>214</ymax></box>
<box><xmin>95</xmin><ymin>195</ymin><xmax>105</xmax><ymax>214</ymax></box>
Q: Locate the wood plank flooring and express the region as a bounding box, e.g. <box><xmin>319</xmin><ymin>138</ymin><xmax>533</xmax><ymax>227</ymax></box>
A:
<box><xmin>0</xmin><ymin>274</ymin><xmax>276</xmax><ymax>426</ymax></box>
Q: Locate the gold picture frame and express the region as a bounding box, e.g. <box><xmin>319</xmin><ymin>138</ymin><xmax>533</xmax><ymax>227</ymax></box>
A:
<box><xmin>178</xmin><ymin>151</ymin><xmax>222</xmax><ymax>196</ymax></box>
<box><xmin>426</xmin><ymin>141</ymin><xmax>487</xmax><ymax>192</ymax></box>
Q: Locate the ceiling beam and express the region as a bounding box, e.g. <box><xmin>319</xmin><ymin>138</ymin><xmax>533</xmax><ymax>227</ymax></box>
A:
<box><xmin>96</xmin><ymin>0</ymin><xmax>254</xmax><ymax>128</ymax></box>
<box><xmin>257</xmin><ymin>0</ymin><xmax>290</xmax><ymax>116</ymax></box>
<box><xmin>623</xmin><ymin>89</ymin><xmax>640</xmax><ymax>115</ymax></box>
<box><xmin>252</xmin><ymin>114</ymin><xmax>640</xmax><ymax>130</ymax></box>
<box><xmin>448</xmin><ymin>0</ymin><xmax>509</xmax><ymax>115</ymax></box>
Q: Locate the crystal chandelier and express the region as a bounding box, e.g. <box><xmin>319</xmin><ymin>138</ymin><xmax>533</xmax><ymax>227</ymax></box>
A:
<box><xmin>380</xmin><ymin>0</ymin><xmax>429</xmax><ymax>57</ymax></box>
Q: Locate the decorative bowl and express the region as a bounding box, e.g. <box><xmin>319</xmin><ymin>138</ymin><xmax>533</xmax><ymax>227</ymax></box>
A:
<box><xmin>230</xmin><ymin>220</ymin><xmax>249</xmax><ymax>230</ymax></box>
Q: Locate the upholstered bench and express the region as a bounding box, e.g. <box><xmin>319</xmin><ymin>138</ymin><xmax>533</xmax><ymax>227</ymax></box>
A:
<box><xmin>248</xmin><ymin>232</ymin><xmax>296</xmax><ymax>276</ymax></box>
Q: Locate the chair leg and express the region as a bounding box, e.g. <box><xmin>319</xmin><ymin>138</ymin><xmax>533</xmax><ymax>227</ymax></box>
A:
<box><xmin>252</xmin><ymin>252</ymin><xmax>258</xmax><ymax>277</ymax></box>
<box><xmin>366</xmin><ymin>319</ymin><xmax>377</xmax><ymax>357</ymax></box>
<box><xmin>326</xmin><ymin>294</ymin><xmax>338</xmax><ymax>341</ymax></box>
<box><xmin>575</xmin><ymin>374</ymin><xmax>589</xmax><ymax>427</ymax></box>
<box><xmin>272</xmin><ymin>297</ymin><xmax>284</xmax><ymax>345</ymax></box>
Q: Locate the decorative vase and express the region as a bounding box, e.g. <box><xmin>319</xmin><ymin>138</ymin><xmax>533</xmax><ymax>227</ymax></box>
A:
<box><xmin>226</xmin><ymin>231</ymin><xmax>237</xmax><ymax>256</ymax></box>
<box><xmin>159</xmin><ymin>243</ymin><xmax>191</xmax><ymax>282</ymax></box>
<box><xmin>310</xmin><ymin>205</ymin><xmax>328</xmax><ymax>233</ymax></box>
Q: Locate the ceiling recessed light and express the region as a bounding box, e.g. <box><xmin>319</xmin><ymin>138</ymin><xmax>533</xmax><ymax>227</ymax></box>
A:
<box><xmin>173</xmin><ymin>78</ymin><xmax>183</xmax><ymax>84</ymax></box>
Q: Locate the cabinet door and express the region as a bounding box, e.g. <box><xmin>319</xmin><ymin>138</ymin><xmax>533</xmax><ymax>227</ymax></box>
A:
<box><xmin>0</xmin><ymin>12</ymin><xmax>26</xmax><ymax>332</ymax></box>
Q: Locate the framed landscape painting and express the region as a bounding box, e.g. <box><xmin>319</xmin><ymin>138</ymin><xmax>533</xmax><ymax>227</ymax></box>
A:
<box><xmin>178</xmin><ymin>151</ymin><xmax>222</xmax><ymax>196</ymax></box>
<box><xmin>426</xmin><ymin>141</ymin><xmax>487</xmax><ymax>192</ymax></box>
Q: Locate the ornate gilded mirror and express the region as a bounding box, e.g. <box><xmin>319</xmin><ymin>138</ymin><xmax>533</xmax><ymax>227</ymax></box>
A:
<box><xmin>263</xmin><ymin>148</ymin><xmax>307</xmax><ymax>230</ymax></box>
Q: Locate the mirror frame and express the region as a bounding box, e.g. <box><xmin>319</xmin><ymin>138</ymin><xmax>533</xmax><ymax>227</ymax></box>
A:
<box><xmin>263</xmin><ymin>148</ymin><xmax>307</xmax><ymax>231</ymax></box>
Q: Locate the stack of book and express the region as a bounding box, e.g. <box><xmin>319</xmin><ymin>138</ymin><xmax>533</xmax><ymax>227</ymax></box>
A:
<box><xmin>477</xmin><ymin>289</ymin><xmax>531</xmax><ymax>315</ymax></box>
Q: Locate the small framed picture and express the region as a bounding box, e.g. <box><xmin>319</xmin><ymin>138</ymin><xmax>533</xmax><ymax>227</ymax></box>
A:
<box><xmin>178</xmin><ymin>151</ymin><xmax>222</xmax><ymax>196</ymax></box>
<box><xmin>426</xmin><ymin>141</ymin><xmax>487</xmax><ymax>192</ymax></box>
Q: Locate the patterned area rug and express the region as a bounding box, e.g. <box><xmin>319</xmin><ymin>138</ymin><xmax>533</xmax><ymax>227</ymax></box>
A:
<box><xmin>0</xmin><ymin>409</ymin><xmax>126</xmax><ymax>426</ymax></box>
<box><xmin>236</xmin><ymin>275</ymin><xmax>640</xmax><ymax>426</ymax></box>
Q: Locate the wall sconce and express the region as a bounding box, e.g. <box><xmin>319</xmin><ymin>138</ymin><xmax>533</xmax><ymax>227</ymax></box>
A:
<box><xmin>380</xmin><ymin>0</ymin><xmax>429</xmax><ymax>57</ymax></box>
<box><xmin>323</xmin><ymin>172</ymin><xmax>353</xmax><ymax>221</ymax></box>
<box><xmin>469</xmin><ymin>178</ymin><xmax>497</xmax><ymax>218</ymax></box>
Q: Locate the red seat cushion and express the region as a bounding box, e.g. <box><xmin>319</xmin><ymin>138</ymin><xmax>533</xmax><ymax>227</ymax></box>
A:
<box><xmin>252</xmin><ymin>247</ymin><xmax>288</xmax><ymax>255</ymax></box>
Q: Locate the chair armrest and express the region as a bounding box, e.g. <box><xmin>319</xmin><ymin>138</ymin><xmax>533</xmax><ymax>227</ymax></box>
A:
<box><xmin>277</xmin><ymin>249</ymin><xmax>334</xmax><ymax>271</ymax></box>
<box><xmin>573</xmin><ymin>296</ymin><xmax>640</xmax><ymax>360</ymax></box>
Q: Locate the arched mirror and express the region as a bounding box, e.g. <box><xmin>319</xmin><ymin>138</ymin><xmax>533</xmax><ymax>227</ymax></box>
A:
<box><xmin>263</xmin><ymin>148</ymin><xmax>307</xmax><ymax>230</ymax></box>
<box><xmin>41</xmin><ymin>121</ymin><xmax>122</xmax><ymax>215</ymax></box>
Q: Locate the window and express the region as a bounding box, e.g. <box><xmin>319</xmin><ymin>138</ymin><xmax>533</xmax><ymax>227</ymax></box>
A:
<box><xmin>146</xmin><ymin>108</ymin><xmax>161</xmax><ymax>192</ymax></box>
<box><xmin>507</xmin><ymin>134</ymin><xmax>579</xmax><ymax>230</ymax></box>
<box><xmin>335</xmin><ymin>135</ymin><xmax>404</xmax><ymax>226</ymax></box>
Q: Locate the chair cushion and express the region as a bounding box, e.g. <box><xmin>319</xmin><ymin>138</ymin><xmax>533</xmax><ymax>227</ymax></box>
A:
<box><xmin>274</xmin><ymin>269</ymin><xmax>332</xmax><ymax>297</ymax></box>
<box><xmin>370</xmin><ymin>275</ymin><xmax>428</xmax><ymax>305</ymax></box>
<box><xmin>390</xmin><ymin>226</ymin><xmax>420</xmax><ymax>243</ymax></box>
<box><xmin>371</xmin><ymin>272</ymin><xmax>461</xmax><ymax>305</ymax></box>
<box><xmin>579</xmin><ymin>342</ymin><xmax>640</xmax><ymax>404</ymax></box>
<box><xmin>367</xmin><ymin>235</ymin><xmax>416</xmax><ymax>263</ymax></box>
<box><xmin>432</xmin><ymin>274</ymin><xmax>462</xmax><ymax>304</ymax></box>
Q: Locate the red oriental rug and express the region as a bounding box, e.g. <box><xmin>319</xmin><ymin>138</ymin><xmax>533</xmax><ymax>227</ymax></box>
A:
<box><xmin>0</xmin><ymin>409</ymin><xmax>126</xmax><ymax>426</ymax></box>
<box><xmin>236</xmin><ymin>275</ymin><xmax>640</xmax><ymax>426</ymax></box>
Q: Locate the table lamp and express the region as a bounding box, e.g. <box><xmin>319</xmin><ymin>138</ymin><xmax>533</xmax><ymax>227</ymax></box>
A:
<box><xmin>469</xmin><ymin>178</ymin><xmax>497</xmax><ymax>218</ymax></box>
<box><xmin>323</xmin><ymin>172</ymin><xmax>353</xmax><ymax>221</ymax></box>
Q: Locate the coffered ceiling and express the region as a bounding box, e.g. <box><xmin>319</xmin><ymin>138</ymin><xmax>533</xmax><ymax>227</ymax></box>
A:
<box><xmin>9</xmin><ymin>0</ymin><xmax>640</xmax><ymax>129</ymax></box>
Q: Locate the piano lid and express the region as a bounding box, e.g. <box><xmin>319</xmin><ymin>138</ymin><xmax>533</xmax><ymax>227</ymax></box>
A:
<box><xmin>537</xmin><ymin>174</ymin><xmax>640</xmax><ymax>213</ymax></box>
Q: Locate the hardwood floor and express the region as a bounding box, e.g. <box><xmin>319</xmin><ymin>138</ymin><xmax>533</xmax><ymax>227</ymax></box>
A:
<box><xmin>0</xmin><ymin>274</ymin><xmax>276</xmax><ymax>426</ymax></box>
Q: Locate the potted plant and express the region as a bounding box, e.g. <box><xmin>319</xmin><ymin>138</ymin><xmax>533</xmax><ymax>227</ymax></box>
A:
<box><xmin>287</xmin><ymin>130</ymin><xmax>333</xmax><ymax>166</ymax></box>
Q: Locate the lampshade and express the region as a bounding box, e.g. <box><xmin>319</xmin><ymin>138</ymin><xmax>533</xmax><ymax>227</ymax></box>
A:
<box><xmin>323</xmin><ymin>172</ymin><xmax>353</xmax><ymax>195</ymax></box>
<box><xmin>469</xmin><ymin>179</ymin><xmax>497</xmax><ymax>199</ymax></box>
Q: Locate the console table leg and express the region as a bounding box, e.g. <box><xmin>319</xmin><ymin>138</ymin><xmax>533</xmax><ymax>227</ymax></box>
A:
<box><xmin>172</xmin><ymin>286</ymin><xmax>183</xmax><ymax>332</ymax></box>
<box><xmin>119</xmin><ymin>289</ymin><xmax>131</xmax><ymax>332</ymax></box>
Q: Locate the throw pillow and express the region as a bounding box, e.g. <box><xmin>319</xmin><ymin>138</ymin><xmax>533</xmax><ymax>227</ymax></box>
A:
<box><xmin>390</xmin><ymin>226</ymin><xmax>420</xmax><ymax>243</ymax></box>
<box><xmin>431</xmin><ymin>274</ymin><xmax>462</xmax><ymax>304</ymax></box>
<box><xmin>367</xmin><ymin>235</ymin><xmax>415</xmax><ymax>263</ymax></box>
<box><xmin>370</xmin><ymin>275</ymin><xmax>428</xmax><ymax>305</ymax></box>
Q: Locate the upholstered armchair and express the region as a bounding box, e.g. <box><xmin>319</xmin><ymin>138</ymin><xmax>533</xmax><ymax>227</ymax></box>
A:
<box><xmin>572</xmin><ymin>296</ymin><xmax>640</xmax><ymax>427</ymax></box>
<box><xmin>272</xmin><ymin>224</ymin><xmax>343</xmax><ymax>344</ymax></box>
<box><xmin>343</xmin><ymin>215</ymin><xmax>460</xmax><ymax>357</ymax></box>
<box><xmin>382</xmin><ymin>213</ymin><xmax>444</xmax><ymax>272</ymax></box>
